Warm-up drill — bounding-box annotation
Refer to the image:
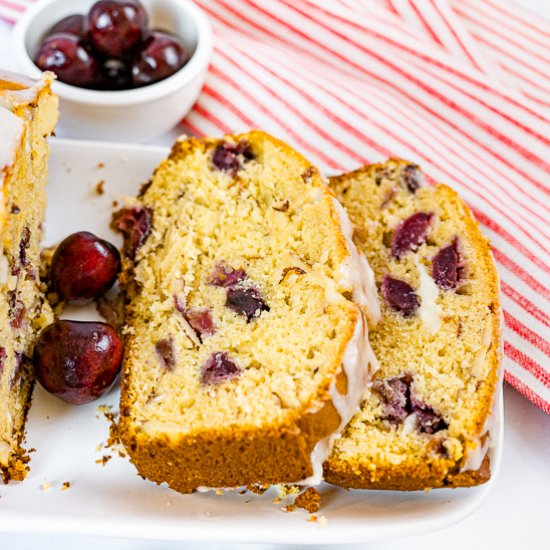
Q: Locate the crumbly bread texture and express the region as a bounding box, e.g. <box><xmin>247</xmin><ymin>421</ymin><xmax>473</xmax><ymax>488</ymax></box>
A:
<box><xmin>326</xmin><ymin>160</ymin><xmax>501</xmax><ymax>490</ymax></box>
<box><xmin>0</xmin><ymin>70</ymin><xmax>58</xmax><ymax>482</ymax></box>
<box><xmin>117</xmin><ymin>130</ymin><xmax>375</xmax><ymax>493</ymax></box>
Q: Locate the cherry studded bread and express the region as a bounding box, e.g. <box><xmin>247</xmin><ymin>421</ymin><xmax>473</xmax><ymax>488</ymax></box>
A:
<box><xmin>115</xmin><ymin>131</ymin><xmax>378</xmax><ymax>493</ymax></box>
<box><xmin>0</xmin><ymin>70</ymin><xmax>58</xmax><ymax>482</ymax></box>
<box><xmin>325</xmin><ymin>160</ymin><xmax>501</xmax><ymax>490</ymax></box>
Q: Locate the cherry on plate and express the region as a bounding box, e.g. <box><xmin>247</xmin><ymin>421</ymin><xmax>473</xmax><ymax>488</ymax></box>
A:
<box><xmin>48</xmin><ymin>14</ymin><xmax>86</xmax><ymax>38</ymax></box>
<box><xmin>33</xmin><ymin>320</ymin><xmax>124</xmax><ymax>405</ymax></box>
<box><xmin>131</xmin><ymin>30</ymin><xmax>188</xmax><ymax>87</ymax></box>
<box><xmin>87</xmin><ymin>0</ymin><xmax>148</xmax><ymax>58</ymax></box>
<box><xmin>34</xmin><ymin>33</ymin><xmax>99</xmax><ymax>87</ymax></box>
<box><xmin>51</xmin><ymin>231</ymin><xmax>121</xmax><ymax>305</ymax></box>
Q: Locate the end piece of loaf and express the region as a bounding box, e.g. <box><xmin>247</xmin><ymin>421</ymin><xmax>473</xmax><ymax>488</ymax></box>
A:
<box><xmin>326</xmin><ymin>160</ymin><xmax>501</xmax><ymax>490</ymax></box>
<box><xmin>0</xmin><ymin>69</ymin><xmax>58</xmax><ymax>482</ymax></box>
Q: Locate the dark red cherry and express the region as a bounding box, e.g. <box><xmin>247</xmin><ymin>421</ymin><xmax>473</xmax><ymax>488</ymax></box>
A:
<box><xmin>391</xmin><ymin>212</ymin><xmax>433</xmax><ymax>259</ymax></box>
<box><xmin>381</xmin><ymin>275</ymin><xmax>419</xmax><ymax>317</ymax></box>
<box><xmin>51</xmin><ymin>231</ymin><xmax>120</xmax><ymax>305</ymax></box>
<box><xmin>200</xmin><ymin>352</ymin><xmax>241</xmax><ymax>385</ymax></box>
<box><xmin>100</xmin><ymin>58</ymin><xmax>131</xmax><ymax>90</ymax></box>
<box><xmin>33</xmin><ymin>320</ymin><xmax>124</xmax><ymax>405</ymax></box>
<box><xmin>131</xmin><ymin>30</ymin><xmax>188</xmax><ymax>87</ymax></box>
<box><xmin>87</xmin><ymin>0</ymin><xmax>148</xmax><ymax>58</ymax></box>
<box><xmin>48</xmin><ymin>14</ymin><xmax>85</xmax><ymax>38</ymax></box>
<box><xmin>111</xmin><ymin>206</ymin><xmax>152</xmax><ymax>259</ymax></box>
<box><xmin>34</xmin><ymin>33</ymin><xmax>99</xmax><ymax>87</ymax></box>
<box><xmin>226</xmin><ymin>286</ymin><xmax>269</xmax><ymax>322</ymax></box>
<box><xmin>432</xmin><ymin>237</ymin><xmax>463</xmax><ymax>290</ymax></box>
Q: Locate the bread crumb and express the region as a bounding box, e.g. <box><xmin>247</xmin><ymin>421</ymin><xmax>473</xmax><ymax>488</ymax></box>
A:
<box><xmin>308</xmin><ymin>514</ymin><xmax>317</xmax><ymax>522</ymax></box>
<box><xmin>275</xmin><ymin>484</ymin><xmax>300</xmax><ymax>498</ymax></box>
<box><xmin>95</xmin><ymin>179</ymin><xmax>105</xmax><ymax>195</ymax></box>
<box><xmin>295</xmin><ymin>487</ymin><xmax>321</xmax><ymax>513</ymax></box>
<box><xmin>215</xmin><ymin>489</ymin><xmax>223</xmax><ymax>496</ymax></box>
<box><xmin>281</xmin><ymin>504</ymin><xmax>295</xmax><ymax>513</ymax></box>
<box><xmin>112</xmin><ymin>200</ymin><xmax>119</xmax><ymax>208</ymax></box>
<box><xmin>40</xmin><ymin>482</ymin><xmax>52</xmax><ymax>492</ymax></box>
<box><xmin>61</xmin><ymin>481</ymin><xmax>71</xmax><ymax>491</ymax></box>
<box><xmin>96</xmin><ymin>455</ymin><xmax>112</xmax><ymax>466</ymax></box>
<box><xmin>247</xmin><ymin>484</ymin><xmax>268</xmax><ymax>495</ymax></box>
<box><xmin>96</xmin><ymin>162</ymin><xmax>105</xmax><ymax>169</ymax></box>
<box><xmin>95</xmin><ymin>443</ymin><xmax>103</xmax><ymax>452</ymax></box>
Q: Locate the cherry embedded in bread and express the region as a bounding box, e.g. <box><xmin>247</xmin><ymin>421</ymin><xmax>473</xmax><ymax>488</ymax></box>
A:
<box><xmin>131</xmin><ymin>30</ymin><xmax>188</xmax><ymax>87</ymax></box>
<box><xmin>391</xmin><ymin>212</ymin><xmax>433</xmax><ymax>259</ymax></box>
<box><xmin>208</xmin><ymin>263</ymin><xmax>246</xmax><ymax>287</ymax></box>
<box><xmin>382</xmin><ymin>275</ymin><xmax>420</xmax><ymax>317</ymax></box>
<box><xmin>432</xmin><ymin>237</ymin><xmax>463</xmax><ymax>290</ymax></box>
<box><xmin>155</xmin><ymin>337</ymin><xmax>176</xmax><ymax>370</ymax></box>
<box><xmin>226</xmin><ymin>286</ymin><xmax>269</xmax><ymax>322</ymax></box>
<box><xmin>51</xmin><ymin>231</ymin><xmax>120</xmax><ymax>305</ymax></box>
<box><xmin>34</xmin><ymin>33</ymin><xmax>99</xmax><ymax>88</ymax></box>
<box><xmin>87</xmin><ymin>0</ymin><xmax>148</xmax><ymax>58</ymax></box>
<box><xmin>212</xmin><ymin>141</ymin><xmax>254</xmax><ymax>176</ymax></box>
<box><xmin>33</xmin><ymin>320</ymin><xmax>124</xmax><ymax>405</ymax></box>
<box><xmin>200</xmin><ymin>352</ymin><xmax>241</xmax><ymax>385</ymax></box>
<box><xmin>112</xmin><ymin>206</ymin><xmax>152</xmax><ymax>259</ymax></box>
<box><xmin>400</xmin><ymin>164</ymin><xmax>424</xmax><ymax>193</ymax></box>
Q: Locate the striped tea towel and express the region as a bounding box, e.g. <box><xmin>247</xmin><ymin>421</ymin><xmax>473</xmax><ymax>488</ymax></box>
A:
<box><xmin>1</xmin><ymin>0</ymin><xmax>549</xmax><ymax>412</ymax></box>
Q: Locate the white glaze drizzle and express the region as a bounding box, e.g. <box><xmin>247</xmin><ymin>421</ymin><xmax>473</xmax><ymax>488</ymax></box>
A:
<box><xmin>331</xmin><ymin>197</ymin><xmax>381</xmax><ymax>325</ymax></box>
<box><xmin>297</xmin><ymin>196</ymin><xmax>380</xmax><ymax>486</ymax></box>
<box><xmin>0</xmin><ymin>71</ymin><xmax>51</xmax><ymax>189</ymax></box>
<box><xmin>0</xmin><ymin>107</ymin><xmax>24</xmax><ymax>189</ymax></box>
<box><xmin>415</xmin><ymin>258</ymin><xmax>442</xmax><ymax>333</ymax></box>
<box><xmin>300</xmin><ymin>309</ymin><xmax>379</xmax><ymax>486</ymax></box>
<box><xmin>460</xmin><ymin>263</ymin><xmax>504</xmax><ymax>473</ymax></box>
<box><xmin>0</xmin><ymin>253</ymin><xmax>9</xmax><ymax>285</ymax></box>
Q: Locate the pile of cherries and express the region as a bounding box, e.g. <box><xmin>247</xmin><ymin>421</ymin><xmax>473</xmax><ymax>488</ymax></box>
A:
<box><xmin>33</xmin><ymin>232</ymin><xmax>124</xmax><ymax>405</ymax></box>
<box><xmin>34</xmin><ymin>0</ymin><xmax>189</xmax><ymax>90</ymax></box>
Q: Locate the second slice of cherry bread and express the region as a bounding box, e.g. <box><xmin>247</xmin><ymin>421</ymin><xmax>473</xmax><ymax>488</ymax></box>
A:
<box><xmin>325</xmin><ymin>160</ymin><xmax>501</xmax><ymax>490</ymax></box>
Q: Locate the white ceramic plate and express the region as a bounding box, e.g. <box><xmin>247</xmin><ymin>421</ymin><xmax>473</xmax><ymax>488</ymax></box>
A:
<box><xmin>0</xmin><ymin>138</ymin><xmax>503</xmax><ymax>544</ymax></box>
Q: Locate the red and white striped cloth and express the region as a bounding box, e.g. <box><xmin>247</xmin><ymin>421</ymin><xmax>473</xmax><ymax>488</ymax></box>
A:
<box><xmin>1</xmin><ymin>0</ymin><xmax>549</xmax><ymax>412</ymax></box>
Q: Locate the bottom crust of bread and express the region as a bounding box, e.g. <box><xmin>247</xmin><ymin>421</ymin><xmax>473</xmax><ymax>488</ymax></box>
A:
<box><xmin>120</xmin><ymin>390</ymin><xmax>343</xmax><ymax>493</ymax></box>
<box><xmin>324</xmin><ymin>452</ymin><xmax>490</xmax><ymax>491</ymax></box>
<box><xmin>0</xmin><ymin>373</ymin><xmax>34</xmax><ymax>484</ymax></box>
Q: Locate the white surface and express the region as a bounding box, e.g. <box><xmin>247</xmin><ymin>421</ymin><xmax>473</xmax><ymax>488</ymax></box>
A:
<box><xmin>0</xmin><ymin>1</ymin><xmax>549</xmax><ymax>547</ymax></box>
<box><xmin>0</xmin><ymin>138</ymin><xmax>502</xmax><ymax>545</ymax></box>
<box><xmin>11</xmin><ymin>0</ymin><xmax>212</xmax><ymax>143</ymax></box>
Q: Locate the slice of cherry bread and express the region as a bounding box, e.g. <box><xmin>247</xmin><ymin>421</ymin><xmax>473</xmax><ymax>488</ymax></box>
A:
<box><xmin>325</xmin><ymin>160</ymin><xmax>502</xmax><ymax>490</ymax></box>
<box><xmin>0</xmin><ymin>70</ymin><xmax>58</xmax><ymax>482</ymax></box>
<box><xmin>115</xmin><ymin>131</ymin><xmax>378</xmax><ymax>493</ymax></box>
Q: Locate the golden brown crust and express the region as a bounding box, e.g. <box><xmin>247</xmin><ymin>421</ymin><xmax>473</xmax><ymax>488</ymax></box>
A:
<box><xmin>325</xmin><ymin>160</ymin><xmax>502</xmax><ymax>491</ymax></box>
<box><xmin>324</xmin><ymin>452</ymin><xmax>490</xmax><ymax>491</ymax></box>
<box><xmin>0</xmin><ymin>375</ymin><xmax>34</xmax><ymax>484</ymax></box>
<box><xmin>120</xmin><ymin>394</ymin><xmax>342</xmax><ymax>493</ymax></box>
<box><xmin>294</xmin><ymin>487</ymin><xmax>321</xmax><ymax>512</ymax></box>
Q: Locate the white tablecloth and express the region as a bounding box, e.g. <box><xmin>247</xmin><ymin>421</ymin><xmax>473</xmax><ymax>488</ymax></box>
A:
<box><xmin>0</xmin><ymin>8</ymin><xmax>549</xmax><ymax>549</ymax></box>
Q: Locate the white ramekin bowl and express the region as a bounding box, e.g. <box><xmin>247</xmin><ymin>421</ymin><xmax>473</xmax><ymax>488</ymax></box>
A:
<box><xmin>13</xmin><ymin>0</ymin><xmax>212</xmax><ymax>143</ymax></box>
